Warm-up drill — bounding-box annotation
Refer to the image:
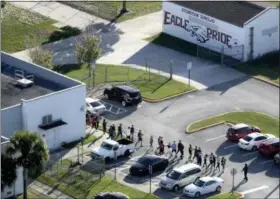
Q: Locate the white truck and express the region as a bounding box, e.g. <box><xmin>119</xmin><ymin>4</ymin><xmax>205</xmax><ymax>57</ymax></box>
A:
<box><xmin>91</xmin><ymin>139</ymin><xmax>135</xmax><ymax>163</ymax></box>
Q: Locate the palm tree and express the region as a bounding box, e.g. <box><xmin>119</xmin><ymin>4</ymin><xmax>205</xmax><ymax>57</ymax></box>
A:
<box><xmin>1</xmin><ymin>154</ymin><xmax>17</xmax><ymax>191</ymax></box>
<box><xmin>6</xmin><ymin>131</ymin><xmax>49</xmax><ymax>199</ymax></box>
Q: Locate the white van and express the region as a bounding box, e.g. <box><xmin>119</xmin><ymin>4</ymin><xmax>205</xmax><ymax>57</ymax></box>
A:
<box><xmin>160</xmin><ymin>163</ymin><xmax>202</xmax><ymax>191</ymax></box>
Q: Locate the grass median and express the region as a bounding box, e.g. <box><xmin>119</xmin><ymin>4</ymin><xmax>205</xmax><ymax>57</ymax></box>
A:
<box><xmin>18</xmin><ymin>188</ymin><xmax>52</xmax><ymax>199</ymax></box>
<box><xmin>61</xmin><ymin>64</ymin><xmax>195</xmax><ymax>101</ymax></box>
<box><xmin>38</xmin><ymin>159</ymin><xmax>159</xmax><ymax>199</ymax></box>
<box><xmin>186</xmin><ymin>111</ymin><xmax>280</xmax><ymax>137</ymax></box>
<box><xmin>207</xmin><ymin>191</ymin><xmax>242</xmax><ymax>199</ymax></box>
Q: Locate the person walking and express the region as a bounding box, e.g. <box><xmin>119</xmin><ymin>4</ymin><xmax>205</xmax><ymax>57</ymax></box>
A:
<box><xmin>159</xmin><ymin>139</ymin><xmax>165</xmax><ymax>155</ymax></box>
<box><xmin>193</xmin><ymin>146</ymin><xmax>198</xmax><ymax>160</ymax></box>
<box><xmin>102</xmin><ymin>119</ymin><xmax>107</xmax><ymax>135</ymax></box>
<box><xmin>203</xmin><ymin>154</ymin><xmax>208</xmax><ymax>168</ymax></box>
<box><xmin>188</xmin><ymin>145</ymin><xmax>193</xmax><ymax>160</ymax></box>
<box><xmin>221</xmin><ymin>157</ymin><xmax>226</xmax><ymax>172</ymax></box>
<box><xmin>242</xmin><ymin>164</ymin><xmax>248</xmax><ymax>181</ymax></box>
<box><xmin>135</xmin><ymin>130</ymin><xmax>143</xmax><ymax>147</ymax></box>
<box><xmin>149</xmin><ymin>135</ymin><xmax>154</xmax><ymax>149</ymax></box>
<box><xmin>112</xmin><ymin>124</ymin><xmax>116</xmax><ymax>134</ymax></box>
<box><xmin>177</xmin><ymin>140</ymin><xmax>184</xmax><ymax>159</ymax></box>
<box><xmin>216</xmin><ymin>156</ymin><xmax>221</xmax><ymax>172</ymax></box>
<box><xmin>108</xmin><ymin>125</ymin><xmax>114</xmax><ymax>140</ymax></box>
<box><xmin>171</xmin><ymin>141</ymin><xmax>177</xmax><ymax>157</ymax></box>
<box><xmin>208</xmin><ymin>153</ymin><xmax>214</xmax><ymax>169</ymax></box>
<box><xmin>130</xmin><ymin>125</ymin><xmax>135</xmax><ymax>142</ymax></box>
<box><xmin>117</xmin><ymin>124</ymin><xmax>123</xmax><ymax>139</ymax></box>
<box><xmin>213</xmin><ymin>155</ymin><xmax>216</xmax><ymax>169</ymax></box>
<box><xmin>197</xmin><ymin>153</ymin><xmax>202</xmax><ymax>166</ymax></box>
<box><xmin>166</xmin><ymin>142</ymin><xmax>172</xmax><ymax>156</ymax></box>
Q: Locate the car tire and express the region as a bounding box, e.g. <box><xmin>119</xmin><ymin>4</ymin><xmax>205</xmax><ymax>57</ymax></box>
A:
<box><xmin>124</xmin><ymin>150</ymin><xmax>131</xmax><ymax>157</ymax></box>
<box><xmin>121</xmin><ymin>100</ymin><xmax>127</xmax><ymax>107</ymax></box>
<box><xmin>195</xmin><ymin>192</ymin><xmax>200</xmax><ymax>198</ymax></box>
<box><xmin>252</xmin><ymin>146</ymin><xmax>258</xmax><ymax>151</ymax></box>
<box><xmin>104</xmin><ymin>94</ymin><xmax>109</xmax><ymax>100</ymax></box>
<box><xmin>173</xmin><ymin>185</ymin><xmax>179</xmax><ymax>192</ymax></box>
<box><xmin>216</xmin><ymin>186</ymin><xmax>221</xmax><ymax>192</ymax></box>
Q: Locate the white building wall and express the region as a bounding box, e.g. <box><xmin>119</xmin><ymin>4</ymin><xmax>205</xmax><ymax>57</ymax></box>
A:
<box><xmin>21</xmin><ymin>85</ymin><xmax>86</xmax><ymax>150</ymax></box>
<box><xmin>162</xmin><ymin>1</ymin><xmax>245</xmax><ymax>59</ymax></box>
<box><xmin>244</xmin><ymin>8</ymin><xmax>280</xmax><ymax>61</ymax></box>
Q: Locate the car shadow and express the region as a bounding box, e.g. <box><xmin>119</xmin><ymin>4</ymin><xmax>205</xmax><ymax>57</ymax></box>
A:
<box><xmin>153</xmin><ymin>188</ymin><xmax>180</xmax><ymax>199</ymax></box>
<box><xmin>228</xmin><ymin>148</ymin><xmax>259</xmax><ymax>163</ymax></box>
<box><xmin>215</xmin><ymin>140</ymin><xmax>237</xmax><ymax>156</ymax></box>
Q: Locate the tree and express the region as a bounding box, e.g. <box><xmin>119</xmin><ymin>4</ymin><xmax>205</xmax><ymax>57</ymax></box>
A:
<box><xmin>6</xmin><ymin>131</ymin><xmax>49</xmax><ymax>199</ymax></box>
<box><xmin>1</xmin><ymin>154</ymin><xmax>17</xmax><ymax>191</ymax></box>
<box><xmin>75</xmin><ymin>34</ymin><xmax>101</xmax><ymax>87</ymax></box>
<box><xmin>29</xmin><ymin>47</ymin><xmax>53</xmax><ymax>69</ymax></box>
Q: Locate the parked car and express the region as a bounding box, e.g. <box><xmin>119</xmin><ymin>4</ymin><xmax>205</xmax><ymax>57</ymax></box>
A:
<box><xmin>91</xmin><ymin>139</ymin><xmax>135</xmax><ymax>163</ymax></box>
<box><xmin>129</xmin><ymin>155</ymin><xmax>169</xmax><ymax>176</ymax></box>
<box><xmin>160</xmin><ymin>163</ymin><xmax>202</xmax><ymax>191</ymax></box>
<box><xmin>226</xmin><ymin>123</ymin><xmax>260</xmax><ymax>141</ymax></box>
<box><xmin>94</xmin><ymin>192</ymin><xmax>130</xmax><ymax>199</ymax></box>
<box><xmin>259</xmin><ymin>138</ymin><xmax>280</xmax><ymax>157</ymax></box>
<box><xmin>183</xmin><ymin>176</ymin><xmax>224</xmax><ymax>198</ymax></box>
<box><xmin>274</xmin><ymin>153</ymin><xmax>280</xmax><ymax>165</ymax></box>
<box><xmin>238</xmin><ymin>132</ymin><xmax>275</xmax><ymax>151</ymax></box>
<box><xmin>103</xmin><ymin>85</ymin><xmax>142</xmax><ymax>107</ymax></box>
<box><xmin>86</xmin><ymin>97</ymin><xmax>106</xmax><ymax>115</ymax></box>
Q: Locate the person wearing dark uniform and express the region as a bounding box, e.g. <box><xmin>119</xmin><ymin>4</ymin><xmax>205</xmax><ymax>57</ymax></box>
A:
<box><xmin>117</xmin><ymin>124</ymin><xmax>123</xmax><ymax>139</ymax></box>
<box><xmin>177</xmin><ymin>140</ymin><xmax>184</xmax><ymax>159</ymax></box>
<box><xmin>221</xmin><ymin>157</ymin><xmax>226</xmax><ymax>172</ymax></box>
<box><xmin>102</xmin><ymin>119</ymin><xmax>107</xmax><ymax>135</ymax></box>
<box><xmin>130</xmin><ymin>125</ymin><xmax>135</xmax><ymax>142</ymax></box>
<box><xmin>135</xmin><ymin>130</ymin><xmax>143</xmax><ymax>147</ymax></box>
<box><xmin>203</xmin><ymin>154</ymin><xmax>208</xmax><ymax>168</ymax></box>
<box><xmin>193</xmin><ymin>146</ymin><xmax>198</xmax><ymax>160</ymax></box>
<box><xmin>95</xmin><ymin>116</ymin><xmax>100</xmax><ymax>129</ymax></box>
<box><xmin>242</xmin><ymin>164</ymin><xmax>248</xmax><ymax>181</ymax></box>
<box><xmin>213</xmin><ymin>155</ymin><xmax>216</xmax><ymax>168</ymax></box>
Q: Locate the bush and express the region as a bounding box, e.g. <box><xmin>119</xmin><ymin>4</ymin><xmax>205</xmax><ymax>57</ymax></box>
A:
<box><xmin>47</xmin><ymin>26</ymin><xmax>82</xmax><ymax>43</ymax></box>
<box><xmin>249</xmin><ymin>51</ymin><xmax>280</xmax><ymax>69</ymax></box>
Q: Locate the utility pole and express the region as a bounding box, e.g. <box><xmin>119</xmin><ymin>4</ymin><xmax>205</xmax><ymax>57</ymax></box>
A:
<box><xmin>121</xmin><ymin>0</ymin><xmax>128</xmax><ymax>13</ymax></box>
<box><xmin>187</xmin><ymin>62</ymin><xmax>192</xmax><ymax>87</ymax></box>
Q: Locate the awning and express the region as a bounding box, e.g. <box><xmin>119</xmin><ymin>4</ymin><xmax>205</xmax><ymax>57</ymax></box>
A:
<box><xmin>38</xmin><ymin>119</ymin><xmax>67</xmax><ymax>130</ymax></box>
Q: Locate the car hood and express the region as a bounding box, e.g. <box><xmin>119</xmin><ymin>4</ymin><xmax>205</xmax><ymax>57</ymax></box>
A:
<box><xmin>131</xmin><ymin>162</ymin><xmax>147</xmax><ymax>170</ymax></box>
<box><xmin>160</xmin><ymin>176</ymin><xmax>177</xmax><ymax>184</ymax></box>
<box><xmin>184</xmin><ymin>183</ymin><xmax>198</xmax><ymax>192</ymax></box>
<box><xmin>92</xmin><ymin>147</ymin><xmax>111</xmax><ymax>156</ymax></box>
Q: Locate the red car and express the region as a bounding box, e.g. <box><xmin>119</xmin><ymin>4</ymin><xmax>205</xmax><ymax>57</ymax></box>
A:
<box><xmin>226</xmin><ymin>123</ymin><xmax>261</xmax><ymax>141</ymax></box>
<box><xmin>259</xmin><ymin>138</ymin><xmax>280</xmax><ymax>157</ymax></box>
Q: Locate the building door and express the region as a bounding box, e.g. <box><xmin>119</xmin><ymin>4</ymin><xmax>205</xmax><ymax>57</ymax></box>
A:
<box><xmin>249</xmin><ymin>27</ymin><xmax>254</xmax><ymax>60</ymax></box>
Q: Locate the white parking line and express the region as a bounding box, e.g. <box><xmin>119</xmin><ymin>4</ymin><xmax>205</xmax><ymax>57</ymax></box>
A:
<box><xmin>242</xmin><ymin>151</ymin><xmax>259</xmax><ymax>156</ymax></box>
<box><xmin>261</xmin><ymin>160</ymin><xmax>274</xmax><ymax>164</ymax></box>
<box><xmin>241</xmin><ymin>185</ymin><xmax>269</xmax><ymax>195</ymax></box>
<box><xmin>206</xmin><ymin>135</ymin><xmax>225</xmax><ymax>142</ymax></box>
<box><xmin>224</xmin><ymin>144</ymin><xmax>237</xmax><ymax>149</ymax></box>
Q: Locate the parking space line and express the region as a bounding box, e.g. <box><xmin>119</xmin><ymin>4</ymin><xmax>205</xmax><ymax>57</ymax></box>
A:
<box><xmin>206</xmin><ymin>135</ymin><xmax>225</xmax><ymax>142</ymax></box>
<box><xmin>242</xmin><ymin>151</ymin><xmax>259</xmax><ymax>156</ymax></box>
<box><xmin>224</xmin><ymin>144</ymin><xmax>237</xmax><ymax>149</ymax></box>
<box><xmin>261</xmin><ymin>160</ymin><xmax>274</xmax><ymax>164</ymax></box>
<box><xmin>241</xmin><ymin>185</ymin><xmax>269</xmax><ymax>195</ymax></box>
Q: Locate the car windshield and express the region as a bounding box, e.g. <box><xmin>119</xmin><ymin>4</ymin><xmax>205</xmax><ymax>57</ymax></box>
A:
<box><xmin>228</xmin><ymin>128</ymin><xmax>237</xmax><ymax>134</ymax></box>
<box><xmin>101</xmin><ymin>142</ymin><xmax>113</xmax><ymax>150</ymax></box>
<box><xmin>243</xmin><ymin>136</ymin><xmax>253</xmax><ymax>142</ymax></box>
<box><xmin>194</xmin><ymin>179</ymin><xmax>205</xmax><ymax>187</ymax></box>
<box><xmin>90</xmin><ymin>101</ymin><xmax>102</xmax><ymax>108</ymax></box>
<box><xmin>129</xmin><ymin>92</ymin><xmax>140</xmax><ymax>98</ymax></box>
<box><xmin>137</xmin><ymin>157</ymin><xmax>152</xmax><ymax>166</ymax></box>
<box><xmin>167</xmin><ymin>170</ymin><xmax>182</xmax><ymax>180</ymax></box>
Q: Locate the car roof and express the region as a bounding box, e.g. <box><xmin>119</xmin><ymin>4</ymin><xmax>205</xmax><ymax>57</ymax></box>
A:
<box><xmin>263</xmin><ymin>137</ymin><xmax>279</xmax><ymax>145</ymax></box>
<box><xmin>232</xmin><ymin>123</ymin><xmax>249</xmax><ymax>129</ymax></box>
<box><xmin>173</xmin><ymin>163</ymin><xmax>200</xmax><ymax>173</ymax></box>
<box><xmin>86</xmin><ymin>97</ymin><xmax>100</xmax><ymax>103</ymax></box>
<box><xmin>117</xmin><ymin>85</ymin><xmax>139</xmax><ymax>93</ymax></box>
<box><xmin>142</xmin><ymin>154</ymin><xmax>166</xmax><ymax>160</ymax></box>
<box><xmin>199</xmin><ymin>176</ymin><xmax>214</xmax><ymax>182</ymax></box>
<box><xmin>247</xmin><ymin>132</ymin><xmax>263</xmax><ymax>138</ymax></box>
<box><xmin>104</xmin><ymin>139</ymin><xmax>117</xmax><ymax>145</ymax></box>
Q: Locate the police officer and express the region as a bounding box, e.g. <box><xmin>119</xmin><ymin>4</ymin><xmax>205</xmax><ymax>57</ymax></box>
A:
<box><xmin>108</xmin><ymin>125</ymin><xmax>114</xmax><ymax>140</ymax></box>
<box><xmin>213</xmin><ymin>155</ymin><xmax>216</xmax><ymax>168</ymax></box>
<box><xmin>177</xmin><ymin>140</ymin><xmax>184</xmax><ymax>159</ymax></box>
<box><xmin>117</xmin><ymin>124</ymin><xmax>123</xmax><ymax>139</ymax></box>
<box><xmin>102</xmin><ymin>119</ymin><xmax>107</xmax><ymax>135</ymax></box>
<box><xmin>242</xmin><ymin>164</ymin><xmax>248</xmax><ymax>181</ymax></box>
<box><xmin>130</xmin><ymin>125</ymin><xmax>135</xmax><ymax>142</ymax></box>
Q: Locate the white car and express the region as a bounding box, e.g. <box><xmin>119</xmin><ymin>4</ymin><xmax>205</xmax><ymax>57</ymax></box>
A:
<box><xmin>183</xmin><ymin>176</ymin><xmax>224</xmax><ymax>198</ymax></box>
<box><xmin>160</xmin><ymin>163</ymin><xmax>202</xmax><ymax>191</ymax></box>
<box><xmin>86</xmin><ymin>97</ymin><xmax>106</xmax><ymax>116</ymax></box>
<box><xmin>238</xmin><ymin>132</ymin><xmax>275</xmax><ymax>151</ymax></box>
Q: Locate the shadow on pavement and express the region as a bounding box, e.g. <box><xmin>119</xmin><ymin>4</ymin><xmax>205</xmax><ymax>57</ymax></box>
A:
<box><xmin>264</xmin><ymin>183</ymin><xmax>280</xmax><ymax>199</ymax></box>
<box><xmin>228</xmin><ymin>148</ymin><xmax>258</xmax><ymax>163</ymax></box>
<box><xmin>153</xmin><ymin>188</ymin><xmax>179</xmax><ymax>199</ymax></box>
<box><xmin>215</xmin><ymin>140</ymin><xmax>237</xmax><ymax>156</ymax></box>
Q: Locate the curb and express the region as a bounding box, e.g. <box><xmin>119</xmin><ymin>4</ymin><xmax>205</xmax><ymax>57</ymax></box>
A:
<box><xmin>253</xmin><ymin>76</ymin><xmax>279</xmax><ymax>87</ymax></box>
<box><xmin>186</xmin><ymin>120</ymin><xmax>233</xmax><ymax>133</ymax></box>
<box><xmin>143</xmin><ymin>89</ymin><xmax>197</xmax><ymax>103</ymax></box>
<box><xmin>239</xmin><ymin>192</ymin><xmax>245</xmax><ymax>199</ymax></box>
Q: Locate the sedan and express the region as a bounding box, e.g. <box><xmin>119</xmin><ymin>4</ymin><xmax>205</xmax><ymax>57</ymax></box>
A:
<box><xmin>94</xmin><ymin>192</ymin><xmax>130</xmax><ymax>199</ymax></box>
<box><xmin>129</xmin><ymin>155</ymin><xmax>169</xmax><ymax>176</ymax></box>
<box><xmin>183</xmin><ymin>176</ymin><xmax>224</xmax><ymax>198</ymax></box>
<box><xmin>238</xmin><ymin>133</ymin><xmax>275</xmax><ymax>151</ymax></box>
<box><xmin>86</xmin><ymin>97</ymin><xmax>106</xmax><ymax>116</ymax></box>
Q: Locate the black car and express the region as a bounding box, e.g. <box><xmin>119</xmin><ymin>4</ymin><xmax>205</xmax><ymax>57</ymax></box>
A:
<box><xmin>94</xmin><ymin>192</ymin><xmax>130</xmax><ymax>199</ymax></box>
<box><xmin>103</xmin><ymin>85</ymin><xmax>142</xmax><ymax>107</ymax></box>
<box><xmin>129</xmin><ymin>155</ymin><xmax>169</xmax><ymax>176</ymax></box>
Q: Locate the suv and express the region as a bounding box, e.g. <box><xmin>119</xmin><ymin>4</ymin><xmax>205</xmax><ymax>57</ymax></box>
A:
<box><xmin>160</xmin><ymin>163</ymin><xmax>202</xmax><ymax>192</ymax></box>
<box><xmin>103</xmin><ymin>85</ymin><xmax>142</xmax><ymax>107</ymax></box>
<box><xmin>226</xmin><ymin>123</ymin><xmax>260</xmax><ymax>141</ymax></box>
<box><xmin>259</xmin><ymin>138</ymin><xmax>280</xmax><ymax>157</ymax></box>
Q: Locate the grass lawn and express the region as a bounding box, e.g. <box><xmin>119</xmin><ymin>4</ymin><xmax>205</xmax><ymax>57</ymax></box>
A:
<box><xmin>38</xmin><ymin>159</ymin><xmax>159</xmax><ymax>199</ymax></box>
<box><xmin>1</xmin><ymin>3</ymin><xmax>82</xmax><ymax>53</ymax></box>
<box><xmin>207</xmin><ymin>191</ymin><xmax>242</xmax><ymax>199</ymax></box>
<box><xmin>60</xmin><ymin>1</ymin><xmax>162</xmax><ymax>22</ymax></box>
<box><xmin>187</xmin><ymin>111</ymin><xmax>280</xmax><ymax>137</ymax></box>
<box><xmin>18</xmin><ymin>188</ymin><xmax>52</xmax><ymax>199</ymax></box>
<box><xmin>62</xmin><ymin>64</ymin><xmax>195</xmax><ymax>100</ymax></box>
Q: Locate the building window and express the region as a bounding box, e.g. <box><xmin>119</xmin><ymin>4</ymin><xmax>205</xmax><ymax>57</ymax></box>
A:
<box><xmin>42</xmin><ymin>114</ymin><xmax>52</xmax><ymax>125</ymax></box>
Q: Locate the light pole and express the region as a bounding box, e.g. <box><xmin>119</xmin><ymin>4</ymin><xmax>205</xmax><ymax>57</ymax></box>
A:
<box><xmin>187</xmin><ymin>62</ymin><xmax>192</xmax><ymax>86</ymax></box>
<box><xmin>92</xmin><ymin>60</ymin><xmax>96</xmax><ymax>88</ymax></box>
<box><xmin>149</xmin><ymin>165</ymin><xmax>152</xmax><ymax>194</ymax></box>
<box><xmin>114</xmin><ymin>150</ymin><xmax>117</xmax><ymax>180</ymax></box>
<box><xmin>230</xmin><ymin>168</ymin><xmax>237</xmax><ymax>193</ymax></box>
<box><xmin>121</xmin><ymin>0</ymin><xmax>128</xmax><ymax>13</ymax></box>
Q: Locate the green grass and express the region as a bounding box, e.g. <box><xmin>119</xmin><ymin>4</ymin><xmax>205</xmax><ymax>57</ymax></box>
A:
<box><xmin>207</xmin><ymin>191</ymin><xmax>241</xmax><ymax>199</ymax></box>
<box><xmin>81</xmin><ymin>134</ymin><xmax>101</xmax><ymax>145</ymax></box>
<box><xmin>62</xmin><ymin>64</ymin><xmax>195</xmax><ymax>100</ymax></box>
<box><xmin>187</xmin><ymin>112</ymin><xmax>280</xmax><ymax>137</ymax></box>
<box><xmin>38</xmin><ymin>159</ymin><xmax>159</xmax><ymax>199</ymax></box>
<box><xmin>1</xmin><ymin>3</ymin><xmax>82</xmax><ymax>53</ymax></box>
<box><xmin>18</xmin><ymin>188</ymin><xmax>52</xmax><ymax>199</ymax></box>
<box><xmin>60</xmin><ymin>1</ymin><xmax>162</xmax><ymax>22</ymax></box>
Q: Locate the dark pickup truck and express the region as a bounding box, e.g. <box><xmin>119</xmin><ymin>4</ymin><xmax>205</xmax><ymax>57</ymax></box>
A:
<box><xmin>103</xmin><ymin>85</ymin><xmax>142</xmax><ymax>107</ymax></box>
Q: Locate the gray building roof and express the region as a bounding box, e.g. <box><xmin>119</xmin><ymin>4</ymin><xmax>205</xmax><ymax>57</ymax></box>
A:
<box><xmin>170</xmin><ymin>1</ymin><xmax>266</xmax><ymax>27</ymax></box>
